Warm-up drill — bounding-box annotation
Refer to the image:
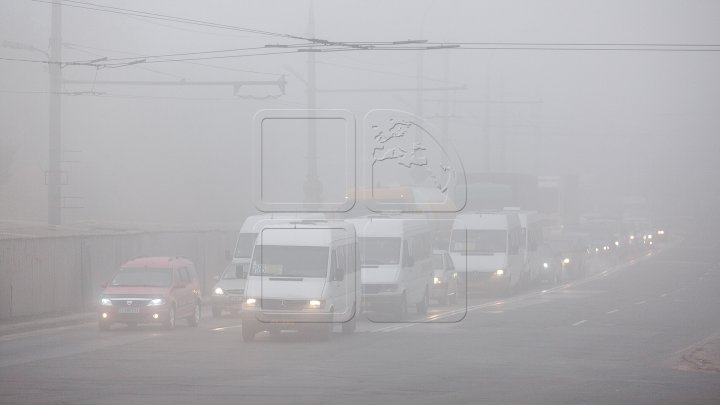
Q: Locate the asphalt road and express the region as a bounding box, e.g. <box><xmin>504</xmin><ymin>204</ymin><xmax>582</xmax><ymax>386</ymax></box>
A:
<box><xmin>1</xmin><ymin>237</ymin><xmax>719</xmax><ymax>404</ymax></box>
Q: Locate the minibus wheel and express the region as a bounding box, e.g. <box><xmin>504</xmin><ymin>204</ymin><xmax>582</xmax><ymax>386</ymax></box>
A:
<box><xmin>241</xmin><ymin>321</ymin><xmax>256</xmax><ymax>342</ymax></box>
<box><xmin>394</xmin><ymin>293</ymin><xmax>408</xmax><ymax>320</ymax></box>
<box><xmin>416</xmin><ymin>287</ymin><xmax>429</xmax><ymax>315</ymax></box>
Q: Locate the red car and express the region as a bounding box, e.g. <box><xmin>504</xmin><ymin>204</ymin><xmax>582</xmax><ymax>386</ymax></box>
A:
<box><xmin>98</xmin><ymin>257</ymin><xmax>202</xmax><ymax>331</ymax></box>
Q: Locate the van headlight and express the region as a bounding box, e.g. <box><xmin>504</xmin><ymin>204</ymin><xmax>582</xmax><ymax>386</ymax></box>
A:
<box><xmin>563</xmin><ymin>258</ymin><xmax>570</xmax><ymax>264</ymax></box>
<box><xmin>495</xmin><ymin>269</ymin><xmax>504</xmax><ymax>276</ymax></box>
<box><xmin>308</xmin><ymin>300</ymin><xmax>323</xmax><ymax>309</ymax></box>
<box><xmin>214</xmin><ymin>287</ymin><xmax>224</xmax><ymax>295</ymax></box>
<box><xmin>147</xmin><ymin>298</ymin><xmax>165</xmax><ymax>306</ymax></box>
<box><xmin>542</xmin><ymin>262</ymin><xmax>549</xmax><ymax>269</ymax></box>
<box><xmin>100</xmin><ymin>297</ymin><xmax>112</xmax><ymax>306</ymax></box>
<box><xmin>657</xmin><ymin>230</ymin><xmax>665</xmax><ymax>235</ymax></box>
<box><xmin>245</xmin><ymin>298</ymin><xmax>257</xmax><ymax>306</ymax></box>
<box><xmin>433</xmin><ymin>277</ymin><xmax>441</xmax><ymax>285</ymax></box>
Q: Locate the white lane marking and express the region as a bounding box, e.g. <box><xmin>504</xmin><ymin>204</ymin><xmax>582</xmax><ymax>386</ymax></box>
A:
<box><xmin>211</xmin><ymin>324</ymin><xmax>242</xmax><ymax>331</ymax></box>
<box><xmin>635</xmin><ymin>300</ymin><xmax>647</xmax><ymax>305</ymax></box>
<box><xmin>572</xmin><ymin>320</ymin><xmax>587</xmax><ymax>326</ymax></box>
<box><xmin>606</xmin><ymin>309</ymin><xmax>619</xmax><ymax>314</ymax></box>
<box><xmin>660</xmin><ymin>293</ymin><xmax>668</xmax><ymax>298</ymax></box>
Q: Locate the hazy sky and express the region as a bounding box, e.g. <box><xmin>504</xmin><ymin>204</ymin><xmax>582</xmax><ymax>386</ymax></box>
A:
<box><xmin>1</xmin><ymin>0</ymin><xmax>718</xmax><ymax>224</ymax></box>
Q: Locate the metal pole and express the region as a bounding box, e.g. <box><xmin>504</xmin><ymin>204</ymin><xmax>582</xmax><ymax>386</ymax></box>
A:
<box><xmin>303</xmin><ymin>2</ymin><xmax>322</xmax><ymax>205</ymax></box>
<box><xmin>48</xmin><ymin>0</ymin><xmax>63</xmax><ymax>225</ymax></box>
<box><xmin>442</xmin><ymin>49</ymin><xmax>449</xmax><ymax>148</ymax></box>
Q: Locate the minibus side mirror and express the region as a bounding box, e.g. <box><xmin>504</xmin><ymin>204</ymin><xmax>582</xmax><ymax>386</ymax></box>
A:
<box><xmin>332</xmin><ymin>267</ymin><xmax>345</xmax><ymax>282</ymax></box>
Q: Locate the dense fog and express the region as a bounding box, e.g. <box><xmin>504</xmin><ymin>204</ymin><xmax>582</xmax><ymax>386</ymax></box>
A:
<box><xmin>1</xmin><ymin>2</ymin><xmax>719</xmax><ymax>404</ymax></box>
<box><xmin>1</xmin><ymin>0</ymin><xmax>718</xmax><ymax>226</ymax></box>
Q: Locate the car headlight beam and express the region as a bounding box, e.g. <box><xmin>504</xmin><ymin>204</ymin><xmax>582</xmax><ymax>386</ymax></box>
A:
<box><xmin>147</xmin><ymin>298</ymin><xmax>165</xmax><ymax>306</ymax></box>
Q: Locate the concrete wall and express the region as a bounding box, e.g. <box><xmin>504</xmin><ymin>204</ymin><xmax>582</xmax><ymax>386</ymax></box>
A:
<box><xmin>0</xmin><ymin>230</ymin><xmax>236</xmax><ymax>320</ymax></box>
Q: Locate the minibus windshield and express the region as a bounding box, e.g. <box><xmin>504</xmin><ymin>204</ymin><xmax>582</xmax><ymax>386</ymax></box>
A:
<box><xmin>450</xmin><ymin>230</ymin><xmax>507</xmax><ymax>254</ymax></box>
<box><xmin>358</xmin><ymin>237</ymin><xmax>401</xmax><ymax>265</ymax></box>
<box><xmin>234</xmin><ymin>233</ymin><xmax>257</xmax><ymax>259</ymax></box>
<box><xmin>250</xmin><ymin>245</ymin><xmax>329</xmax><ymax>278</ymax></box>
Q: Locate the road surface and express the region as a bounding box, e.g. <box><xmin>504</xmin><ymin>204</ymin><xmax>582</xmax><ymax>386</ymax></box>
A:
<box><xmin>1</xmin><ymin>237</ymin><xmax>719</xmax><ymax>404</ymax></box>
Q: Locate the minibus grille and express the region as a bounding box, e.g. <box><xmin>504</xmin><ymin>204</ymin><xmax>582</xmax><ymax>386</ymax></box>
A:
<box><xmin>260</xmin><ymin>299</ymin><xmax>306</xmax><ymax>310</ymax></box>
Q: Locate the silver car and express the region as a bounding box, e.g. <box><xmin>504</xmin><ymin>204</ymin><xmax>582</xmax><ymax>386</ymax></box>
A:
<box><xmin>430</xmin><ymin>250</ymin><xmax>459</xmax><ymax>306</ymax></box>
<box><xmin>210</xmin><ymin>262</ymin><xmax>247</xmax><ymax>317</ymax></box>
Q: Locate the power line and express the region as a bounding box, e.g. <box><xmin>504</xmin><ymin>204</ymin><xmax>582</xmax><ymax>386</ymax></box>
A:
<box><xmin>0</xmin><ymin>88</ymin><xmax>292</xmax><ymax>102</ymax></box>
<box><xmin>428</xmin><ymin>41</ymin><xmax>720</xmax><ymax>47</ymax></box>
<box><xmin>100</xmin><ymin>49</ymin><xmax>299</xmax><ymax>67</ymax></box>
<box><xmin>6</xmin><ymin>43</ymin><xmax>720</xmax><ymax>70</ymax></box>
<box><xmin>73</xmin><ymin>45</ymin><xmax>269</xmax><ymax>63</ymax></box>
<box><xmin>30</xmin><ymin>0</ymin><xmax>305</xmax><ymax>40</ymax></box>
<box><xmin>63</xmin><ymin>42</ymin><xmax>282</xmax><ymax>76</ymax></box>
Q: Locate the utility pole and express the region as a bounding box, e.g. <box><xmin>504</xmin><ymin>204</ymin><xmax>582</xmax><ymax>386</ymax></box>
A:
<box><xmin>48</xmin><ymin>0</ymin><xmax>63</xmax><ymax>225</ymax></box>
<box><xmin>303</xmin><ymin>2</ymin><xmax>322</xmax><ymax>205</ymax></box>
<box><xmin>483</xmin><ymin>77</ymin><xmax>491</xmax><ymax>172</ymax></box>
<box><xmin>441</xmin><ymin>49</ymin><xmax>449</xmax><ymax>148</ymax></box>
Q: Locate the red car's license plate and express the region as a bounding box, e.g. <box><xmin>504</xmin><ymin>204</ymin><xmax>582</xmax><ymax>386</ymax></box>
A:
<box><xmin>119</xmin><ymin>307</ymin><xmax>140</xmax><ymax>314</ymax></box>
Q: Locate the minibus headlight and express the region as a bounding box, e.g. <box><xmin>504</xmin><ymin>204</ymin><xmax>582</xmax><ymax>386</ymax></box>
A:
<box><xmin>657</xmin><ymin>230</ymin><xmax>665</xmax><ymax>235</ymax></box>
<box><xmin>214</xmin><ymin>287</ymin><xmax>224</xmax><ymax>295</ymax></box>
<box><xmin>245</xmin><ymin>298</ymin><xmax>257</xmax><ymax>306</ymax></box>
<box><xmin>433</xmin><ymin>277</ymin><xmax>441</xmax><ymax>285</ymax></box>
<box><xmin>563</xmin><ymin>258</ymin><xmax>570</xmax><ymax>265</ymax></box>
<box><xmin>100</xmin><ymin>297</ymin><xmax>112</xmax><ymax>306</ymax></box>
<box><xmin>308</xmin><ymin>300</ymin><xmax>323</xmax><ymax>309</ymax></box>
<box><xmin>542</xmin><ymin>262</ymin><xmax>549</xmax><ymax>269</ymax></box>
<box><xmin>495</xmin><ymin>269</ymin><xmax>504</xmax><ymax>276</ymax></box>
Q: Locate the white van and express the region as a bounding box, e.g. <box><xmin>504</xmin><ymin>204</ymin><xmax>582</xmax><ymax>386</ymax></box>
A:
<box><xmin>515</xmin><ymin>210</ymin><xmax>546</xmax><ymax>285</ymax></box>
<box><xmin>212</xmin><ymin>214</ymin><xmax>327</xmax><ymax>318</ymax></box>
<box><xmin>232</xmin><ymin>213</ymin><xmax>328</xmax><ymax>266</ymax></box>
<box><xmin>241</xmin><ymin>220</ymin><xmax>360</xmax><ymax>341</ymax></box>
<box><xmin>449</xmin><ymin>211</ymin><xmax>524</xmax><ymax>294</ymax></box>
<box><xmin>347</xmin><ymin>215</ymin><xmax>434</xmax><ymax>318</ymax></box>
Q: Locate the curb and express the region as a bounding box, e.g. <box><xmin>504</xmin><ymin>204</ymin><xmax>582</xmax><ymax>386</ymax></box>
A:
<box><xmin>0</xmin><ymin>312</ymin><xmax>96</xmax><ymax>335</ymax></box>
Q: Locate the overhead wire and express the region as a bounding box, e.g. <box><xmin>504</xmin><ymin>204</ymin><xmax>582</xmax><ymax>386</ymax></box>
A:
<box><xmin>30</xmin><ymin>0</ymin><xmax>310</xmax><ymax>41</ymax></box>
